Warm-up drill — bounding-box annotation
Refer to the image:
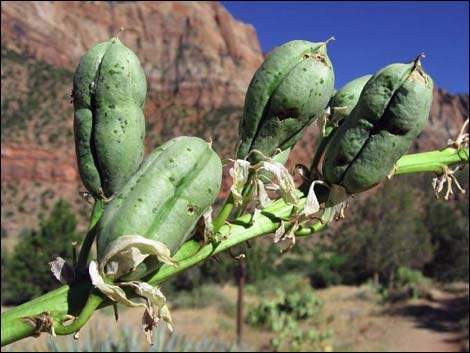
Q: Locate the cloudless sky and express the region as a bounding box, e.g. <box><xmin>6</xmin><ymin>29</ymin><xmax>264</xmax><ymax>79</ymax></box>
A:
<box><xmin>222</xmin><ymin>1</ymin><xmax>469</xmax><ymax>94</ymax></box>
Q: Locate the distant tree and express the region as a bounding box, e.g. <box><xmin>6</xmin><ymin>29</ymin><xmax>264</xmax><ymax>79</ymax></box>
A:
<box><xmin>2</xmin><ymin>199</ymin><xmax>80</xmax><ymax>305</ymax></box>
<box><xmin>424</xmin><ymin>198</ymin><xmax>469</xmax><ymax>282</ymax></box>
<box><xmin>329</xmin><ymin>177</ymin><xmax>434</xmax><ymax>287</ymax></box>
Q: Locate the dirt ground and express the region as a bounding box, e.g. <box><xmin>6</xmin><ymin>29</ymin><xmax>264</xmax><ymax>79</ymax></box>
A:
<box><xmin>2</xmin><ymin>284</ymin><xmax>468</xmax><ymax>352</ymax></box>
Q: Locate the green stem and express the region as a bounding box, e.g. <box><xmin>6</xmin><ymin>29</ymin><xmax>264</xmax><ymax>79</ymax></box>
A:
<box><xmin>235</xmin><ymin>182</ymin><xmax>254</xmax><ymax>218</ymax></box>
<box><xmin>213</xmin><ymin>171</ymin><xmax>255</xmax><ymax>232</ymax></box>
<box><xmin>212</xmin><ymin>193</ymin><xmax>235</xmax><ymax>232</ymax></box>
<box><xmin>146</xmin><ymin>196</ymin><xmax>300</xmax><ymax>286</ymax></box>
<box><xmin>2</xmin><ymin>147</ymin><xmax>469</xmax><ymax>347</ymax></box>
<box><xmin>394</xmin><ymin>148</ymin><xmax>469</xmax><ymax>175</ymax></box>
<box><xmin>76</xmin><ymin>199</ymin><xmax>105</xmax><ymax>272</ymax></box>
<box><xmin>1</xmin><ymin>197</ymin><xmax>300</xmax><ymax>346</ymax></box>
<box><xmin>0</xmin><ymin>281</ymin><xmax>104</xmax><ymax>347</ymax></box>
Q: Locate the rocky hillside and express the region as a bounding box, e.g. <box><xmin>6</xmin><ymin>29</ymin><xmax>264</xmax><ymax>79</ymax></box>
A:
<box><xmin>1</xmin><ymin>1</ymin><xmax>468</xmax><ymax>245</ymax></box>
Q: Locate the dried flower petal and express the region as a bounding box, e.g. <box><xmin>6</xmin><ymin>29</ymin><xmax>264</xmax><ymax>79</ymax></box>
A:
<box><xmin>280</xmin><ymin>221</ymin><xmax>300</xmax><ymax>254</ymax></box>
<box><xmin>433</xmin><ymin>166</ymin><xmax>467</xmax><ymax>200</ymax></box>
<box><xmin>316</xmin><ymin>108</ymin><xmax>331</xmax><ymax>136</ymax></box>
<box><xmin>274</xmin><ymin>220</ymin><xmax>286</xmax><ymax>243</ymax></box>
<box><xmin>49</xmin><ymin>257</ymin><xmax>75</xmax><ymax>284</ymax></box>
<box><xmin>253</xmin><ymin>208</ymin><xmax>262</xmax><ymax>220</ymax></box>
<box><xmin>89</xmin><ymin>261</ymin><xmax>143</xmax><ymax>308</ymax></box>
<box><xmin>261</xmin><ymin>161</ymin><xmax>299</xmax><ymax>206</ymax></box>
<box><xmin>323</xmin><ymin>185</ymin><xmax>349</xmax><ymax>223</ymax></box>
<box><xmin>229</xmin><ymin>159</ymin><xmax>251</xmax><ymax>206</ymax></box>
<box><xmin>90</xmin><ymin>261</ymin><xmax>174</xmax><ymax>344</ymax></box>
<box><xmin>202</xmin><ymin>206</ymin><xmax>215</xmax><ymax>241</ymax></box>
<box><xmin>123</xmin><ymin>281</ymin><xmax>173</xmax><ymax>344</ymax></box>
<box><xmin>99</xmin><ymin>235</ymin><xmax>177</xmax><ymax>280</ymax></box>
<box><xmin>303</xmin><ymin>181</ymin><xmax>329</xmax><ymax>216</ymax></box>
<box><xmin>257</xmin><ymin>179</ymin><xmax>272</xmax><ymax>208</ymax></box>
<box><xmin>22</xmin><ymin>312</ymin><xmax>56</xmax><ymax>338</ymax></box>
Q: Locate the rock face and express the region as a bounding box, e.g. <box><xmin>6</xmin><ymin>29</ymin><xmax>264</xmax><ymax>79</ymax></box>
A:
<box><xmin>0</xmin><ymin>1</ymin><xmax>468</xmax><ymax>241</ymax></box>
<box><xmin>419</xmin><ymin>89</ymin><xmax>469</xmax><ymax>151</ymax></box>
<box><xmin>1</xmin><ymin>144</ymin><xmax>78</xmax><ymax>184</ymax></box>
<box><xmin>1</xmin><ymin>1</ymin><xmax>263</xmax><ymax>108</ymax></box>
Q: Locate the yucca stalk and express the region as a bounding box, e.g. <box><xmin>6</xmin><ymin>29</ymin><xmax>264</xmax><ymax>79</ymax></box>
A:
<box><xmin>1</xmin><ymin>146</ymin><xmax>468</xmax><ymax>347</ymax></box>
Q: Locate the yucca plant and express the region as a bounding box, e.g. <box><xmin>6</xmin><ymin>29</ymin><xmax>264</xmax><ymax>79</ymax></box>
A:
<box><xmin>1</xmin><ymin>32</ymin><xmax>468</xmax><ymax>350</ymax></box>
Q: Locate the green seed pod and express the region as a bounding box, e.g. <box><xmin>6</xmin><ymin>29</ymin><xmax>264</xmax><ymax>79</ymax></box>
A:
<box><xmin>73</xmin><ymin>42</ymin><xmax>111</xmax><ymax>196</ymax></box>
<box><xmin>237</xmin><ymin>39</ymin><xmax>335</xmax><ymax>163</ymax></box>
<box><xmin>320</xmin><ymin>74</ymin><xmax>373</xmax><ymax>139</ymax></box>
<box><xmin>73</xmin><ymin>38</ymin><xmax>146</xmax><ymax>198</ymax></box>
<box><xmin>329</xmin><ymin>74</ymin><xmax>372</xmax><ymax>113</ymax></box>
<box><xmin>322</xmin><ymin>56</ymin><xmax>433</xmax><ymax>194</ymax></box>
<box><xmin>96</xmin><ymin>136</ymin><xmax>222</xmax><ymax>280</ymax></box>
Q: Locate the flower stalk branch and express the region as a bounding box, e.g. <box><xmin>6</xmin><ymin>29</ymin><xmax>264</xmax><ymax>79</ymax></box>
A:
<box><xmin>1</xmin><ymin>147</ymin><xmax>468</xmax><ymax>347</ymax></box>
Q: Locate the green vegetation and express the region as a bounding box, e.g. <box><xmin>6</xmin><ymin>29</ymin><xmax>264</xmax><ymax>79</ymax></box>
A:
<box><xmin>247</xmin><ymin>290</ymin><xmax>322</xmax><ymax>330</ymax></box>
<box><xmin>424</xmin><ymin>197</ymin><xmax>469</xmax><ymax>282</ymax></box>
<box><xmin>1</xmin><ymin>200</ymin><xmax>80</xmax><ymax>305</ymax></box>
<box><xmin>8</xmin><ymin>323</ymin><xmax>236</xmax><ymax>352</ymax></box>
<box><xmin>246</xmin><ymin>288</ymin><xmax>332</xmax><ymax>351</ymax></box>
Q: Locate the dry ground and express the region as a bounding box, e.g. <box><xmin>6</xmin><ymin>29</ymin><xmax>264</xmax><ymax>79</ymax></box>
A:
<box><xmin>2</xmin><ymin>284</ymin><xmax>468</xmax><ymax>352</ymax></box>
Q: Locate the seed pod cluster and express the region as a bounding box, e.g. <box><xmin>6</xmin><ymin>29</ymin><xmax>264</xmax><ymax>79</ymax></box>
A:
<box><xmin>73</xmin><ymin>38</ymin><xmax>147</xmax><ymax>198</ymax></box>
<box><xmin>322</xmin><ymin>56</ymin><xmax>433</xmax><ymax>193</ymax></box>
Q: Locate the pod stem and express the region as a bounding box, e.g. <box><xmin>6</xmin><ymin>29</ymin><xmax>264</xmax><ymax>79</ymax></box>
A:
<box><xmin>213</xmin><ymin>193</ymin><xmax>235</xmax><ymax>232</ymax></box>
<box><xmin>76</xmin><ymin>199</ymin><xmax>105</xmax><ymax>273</ymax></box>
<box><xmin>394</xmin><ymin>147</ymin><xmax>469</xmax><ymax>175</ymax></box>
<box><xmin>213</xmin><ymin>172</ymin><xmax>255</xmax><ymax>232</ymax></box>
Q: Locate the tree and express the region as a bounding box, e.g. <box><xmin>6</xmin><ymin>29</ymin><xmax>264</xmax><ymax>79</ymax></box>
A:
<box><xmin>2</xmin><ymin>199</ymin><xmax>80</xmax><ymax>306</ymax></box>
<box><xmin>329</xmin><ymin>177</ymin><xmax>434</xmax><ymax>286</ymax></box>
<box><xmin>424</xmin><ymin>198</ymin><xmax>469</xmax><ymax>282</ymax></box>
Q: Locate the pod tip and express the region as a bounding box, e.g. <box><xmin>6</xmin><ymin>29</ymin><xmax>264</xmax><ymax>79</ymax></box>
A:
<box><xmin>111</xmin><ymin>27</ymin><xmax>125</xmax><ymax>42</ymax></box>
<box><xmin>324</xmin><ymin>36</ymin><xmax>336</xmax><ymax>45</ymax></box>
<box><xmin>416</xmin><ymin>53</ymin><xmax>426</xmax><ymax>61</ymax></box>
<box><xmin>206</xmin><ymin>136</ymin><xmax>213</xmax><ymax>148</ymax></box>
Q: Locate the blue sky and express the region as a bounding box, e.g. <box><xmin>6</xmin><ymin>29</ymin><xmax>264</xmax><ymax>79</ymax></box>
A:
<box><xmin>222</xmin><ymin>1</ymin><xmax>469</xmax><ymax>94</ymax></box>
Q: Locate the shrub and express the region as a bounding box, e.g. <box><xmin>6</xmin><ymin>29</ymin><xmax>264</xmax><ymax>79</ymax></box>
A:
<box><xmin>2</xmin><ymin>199</ymin><xmax>80</xmax><ymax>305</ymax></box>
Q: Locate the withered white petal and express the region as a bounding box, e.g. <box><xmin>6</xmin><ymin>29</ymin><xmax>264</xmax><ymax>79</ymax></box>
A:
<box><xmin>316</xmin><ymin>107</ymin><xmax>331</xmax><ymax>136</ymax></box>
<box><xmin>99</xmin><ymin>235</ymin><xmax>177</xmax><ymax>279</ymax></box>
<box><xmin>142</xmin><ymin>309</ymin><xmax>156</xmax><ymax>345</ymax></box>
<box><xmin>322</xmin><ymin>185</ymin><xmax>349</xmax><ymax>223</ymax></box>
<box><xmin>123</xmin><ymin>281</ymin><xmax>174</xmax><ymax>343</ymax></box>
<box><xmin>105</xmin><ymin>247</ymin><xmax>148</xmax><ymax>279</ymax></box>
<box><xmin>274</xmin><ymin>220</ymin><xmax>286</xmax><ymax>243</ymax></box>
<box><xmin>89</xmin><ymin>261</ymin><xmax>143</xmax><ymax>308</ymax></box>
<box><xmin>261</xmin><ymin>161</ymin><xmax>299</xmax><ymax>206</ymax></box>
<box><xmin>229</xmin><ymin>159</ymin><xmax>251</xmax><ymax>206</ymax></box>
<box><xmin>253</xmin><ymin>208</ymin><xmax>262</xmax><ymax>220</ymax></box>
<box><xmin>202</xmin><ymin>206</ymin><xmax>214</xmax><ymax>239</ymax></box>
<box><xmin>105</xmin><ymin>260</ymin><xmax>119</xmax><ymax>277</ymax></box>
<box><xmin>159</xmin><ymin>304</ymin><xmax>173</xmax><ymax>332</ymax></box>
<box><xmin>331</xmin><ymin>106</ymin><xmax>351</xmax><ymax>123</ymax></box>
<box><xmin>257</xmin><ymin>179</ymin><xmax>272</xmax><ymax>208</ymax></box>
<box><xmin>303</xmin><ymin>181</ymin><xmax>328</xmax><ymax>216</ymax></box>
<box><xmin>49</xmin><ymin>257</ymin><xmax>75</xmax><ymax>284</ymax></box>
<box><xmin>265</xmin><ymin>183</ymin><xmax>280</xmax><ymax>191</ymax></box>
<box><xmin>90</xmin><ymin>261</ymin><xmax>174</xmax><ymax>344</ymax></box>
